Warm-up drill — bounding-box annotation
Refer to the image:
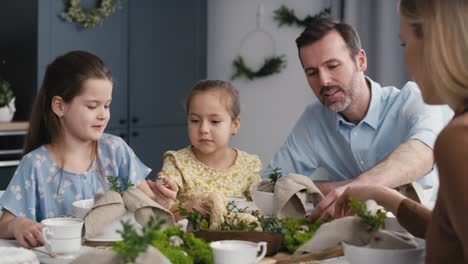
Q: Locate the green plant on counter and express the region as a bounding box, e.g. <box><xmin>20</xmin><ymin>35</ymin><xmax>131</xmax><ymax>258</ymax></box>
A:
<box><xmin>107</xmin><ymin>175</ymin><xmax>134</xmax><ymax>193</ymax></box>
<box><xmin>61</xmin><ymin>0</ymin><xmax>119</xmax><ymax>29</ymax></box>
<box><xmin>0</xmin><ymin>78</ymin><xmax>13</xmax><ymax>107</ymax></box>
<box><xmin>113</xmin><ymin>217</ymin><xmax>213</xmax><ymax>264</ymax></box>
<box><xmin>349</xmin><ymin>197</ymin><xmax>387</xmax><ymax>232</ymax></box>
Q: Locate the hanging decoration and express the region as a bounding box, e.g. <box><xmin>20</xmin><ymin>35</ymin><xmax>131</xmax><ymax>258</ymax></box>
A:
<box><xmin>61</xmin><ymin>0</ymin><xmax>119</xmax><ymax>29</ymax></box>
<box><xmin>231</xmin><ymin>55</ymin><xmax>285</xmax><ymax>81</ymax></box>
<box><xmin>273</xmin><ymin>5</ymin><xmax>331</xmax><ymax>28</ymax></box>
<box><xmin>231</xmin><ymin>4</ymin><xmax>286</xmax><ymax>81</ymax></box>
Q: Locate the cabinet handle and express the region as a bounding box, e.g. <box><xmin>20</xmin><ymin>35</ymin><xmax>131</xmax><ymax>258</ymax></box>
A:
<box><xmin>132</xmin><ymin>131</ymin><xmax>139</xmax><ymax>137</ymax></box>
<box><xmin>119</xmin><ymin>119</ymin><xmax>127</xmax><ymax>125</ymax></box>
<box><xmin>132</xmin><ymin>117</ymin><xmax>139</xmax><ymax>124</ymax></box>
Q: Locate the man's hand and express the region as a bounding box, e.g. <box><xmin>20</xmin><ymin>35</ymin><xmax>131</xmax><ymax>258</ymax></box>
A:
<box><xmin>308</xmin><ymin>185</ymin><xmax>348</xmax><ymax>222</ymax></box>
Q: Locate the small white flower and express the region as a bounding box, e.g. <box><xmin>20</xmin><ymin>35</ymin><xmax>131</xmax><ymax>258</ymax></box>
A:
<box><xmin>365</xmin><ymin>199</ymin><xmax>383</xmax><ymax>216</ymax></box>
<box><xmin>63</xmin><ymin>180</ymin><xmax>72</xmax><ymax>188</ymax></box>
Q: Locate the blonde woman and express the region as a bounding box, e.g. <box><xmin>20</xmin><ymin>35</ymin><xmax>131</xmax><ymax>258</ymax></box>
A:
<box><xmin>334</xmin><ymin>0</ymin><xmax>468</xmax><ymax>262</ymax></box>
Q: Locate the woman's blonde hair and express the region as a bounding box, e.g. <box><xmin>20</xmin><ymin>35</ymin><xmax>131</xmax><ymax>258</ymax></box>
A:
<box><xmin>399</xmin><ymin>0</ymin><xmax>468</xmax><ymax>109</ymax></box>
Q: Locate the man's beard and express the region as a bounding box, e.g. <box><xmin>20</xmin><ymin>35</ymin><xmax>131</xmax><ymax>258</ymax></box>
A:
<box><xmin>319</xmin><ymin>73</ymin><xmax>360</xmax><ymax>113</ymax></box>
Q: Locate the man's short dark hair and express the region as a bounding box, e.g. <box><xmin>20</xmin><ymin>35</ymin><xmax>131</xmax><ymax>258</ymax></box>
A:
<box><xmin>295</xmin><ymin>17</ymin><xmax>362</xmax><ymax>58</ymax></box>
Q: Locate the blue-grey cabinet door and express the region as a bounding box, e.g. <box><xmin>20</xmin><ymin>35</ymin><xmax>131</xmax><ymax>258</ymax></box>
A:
<box><xmin>128</xmin><ymin>0</ymin><xmax>207</xmax><ymax>127</ymax></box>
<box><xmin>129</xmin><ymin>126</ymin><xmax>189</xmax><ymax>176</ymax></box>
<box><xmin>37</xmin><ymin>0</ymin><xmax>129</xmax><ymax>130</ymax></box>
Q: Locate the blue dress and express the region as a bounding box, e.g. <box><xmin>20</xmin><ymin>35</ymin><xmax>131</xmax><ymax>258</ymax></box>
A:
<box><xmin>0</xmin><ymin>134</ymin><xmax>151</xmax><ymax>221</ymax></box>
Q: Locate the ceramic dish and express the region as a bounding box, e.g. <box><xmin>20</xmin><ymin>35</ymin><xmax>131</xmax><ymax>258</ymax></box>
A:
<box><xmin>192</xmin><ymin>230</ymin><xmax>283</xmax><ymax>256</ymax></box>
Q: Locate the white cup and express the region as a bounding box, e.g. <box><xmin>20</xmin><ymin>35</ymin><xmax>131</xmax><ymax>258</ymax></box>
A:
<box><xmin>72</xmin><ymin>199</ymin><xmax>94</xmax><ymax>219</ymax></box>
<box><xmin>210</xmin><ymin>240</ymin><xmax>267</xmax><ymax>264</ymax></box>
<box><xmin>41</xmin><ymin>218</ymin><xmax>83</xmax><ymax>257</ymax></box>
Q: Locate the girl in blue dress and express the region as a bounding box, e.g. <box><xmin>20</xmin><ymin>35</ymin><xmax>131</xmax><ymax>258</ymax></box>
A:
<box><xmin>0</xmin><ymin>51</ymin><xmax>178</xmax><ymax>248</ymax></box>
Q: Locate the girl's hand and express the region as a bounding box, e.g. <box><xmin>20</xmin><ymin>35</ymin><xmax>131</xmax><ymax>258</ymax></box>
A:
<box><xmin>10</xmin><ymin>216</ymin><xmax>43</xmax><ymax>248</ymax></box>
<box><xmin>183</xmin><ymin>197</ymin><xmax>210</xmax><ymax>217</ymax></box>
<box><xmin>146</xmin><ymin>172</ymin><xmax>179</xmax><ymax>208</ymax></box>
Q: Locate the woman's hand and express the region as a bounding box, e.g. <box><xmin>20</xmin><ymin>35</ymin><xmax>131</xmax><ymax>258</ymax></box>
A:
<box><xmin>334</xmin><ymin>185</ymin><xmax>406</xmax><ymax>218</ymax></box>
<box><xmin>10</xmin><ymin>216</ymin><xmax>43</xmax><ymax>248</ymax></box>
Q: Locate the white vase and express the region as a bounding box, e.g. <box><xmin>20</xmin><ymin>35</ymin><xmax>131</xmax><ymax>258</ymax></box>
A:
<box><xmin>0</xmin><ymin>97</ymin><xmax>15</xmax><ymax>122</ymax></box>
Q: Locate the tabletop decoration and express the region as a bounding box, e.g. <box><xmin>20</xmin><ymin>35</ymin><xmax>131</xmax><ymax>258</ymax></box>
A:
<box><xmin>107</xmin><ymin>175</ymin><xmax>134</xmax><ymax>193</ymax></box>
<box><xmin>274</xmin><ymin>5</ymin><xmax>331</xmax><ymax>28</ymax></box>
<box><xmin>113</xmin><ymin>217</ymin><xmax>213</xmax><ymax>264</ymax></box>
<box><xmin>61</xmin><ymin>0</ymin><xmax>119</xmax><ymax>29</ymax></box>
<box><xmin>348</xmin><ymin>198</ymin><xmax>387</xmax><ymax>232</ymax></box>
<box><xmin>181</xmin><ymin>198</ymin><xmax>329</xmax><ymax>255</ymax></box>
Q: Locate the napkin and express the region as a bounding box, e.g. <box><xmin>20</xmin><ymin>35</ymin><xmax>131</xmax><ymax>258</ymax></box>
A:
<box><xmin>122</xmin><ymin>188</ymin><xmax>175</xmax><ymax>228</ymax></box>
<box><xmin>274</xmin><ymin>173</ymin><xmax>324</xmax><ymax>219</ymax></box>
<box><xmin>293</xmin><ymin>216</ymin><xmax>419</xmax><ymax>256</ymax></box>
<box><xmin>396</xmin><ymin>182</ymin><xmax>425</xmax><ymax>204</ymax></box>
<box><xmin>84</xmin><ymin>190</ymin><xmax>127</xmax><ymax>239</ymax></box>
<box><xmin>71</xmin><ymin>246</ymin><xmax>171</xmax><ymax>264</ymax></box>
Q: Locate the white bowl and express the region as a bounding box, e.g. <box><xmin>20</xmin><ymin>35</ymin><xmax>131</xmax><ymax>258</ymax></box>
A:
<box><xmin>384</xmin><ymin>213</ymin><xmax>408</xmax><ymax>233</ymax></box>
<box><xmin>72</xmin><ymin>199</ymin><xmax>94</xmax><ymax>219</ymax></box>
<box><xmin>343</xmin><ymin>238</ymin><xmax>425</xmax><ymax>264</ymax></box>
<box><xmin>251</xmin><ymin>189</ymin><xmax>275</xmax><ymax>215</ymax></box>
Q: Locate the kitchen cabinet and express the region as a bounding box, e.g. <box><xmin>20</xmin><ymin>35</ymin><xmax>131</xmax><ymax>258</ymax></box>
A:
<box><xmin>37</xmin><ymin>0</ymin><xmax>207</xmax><ymax>174</ymax></box>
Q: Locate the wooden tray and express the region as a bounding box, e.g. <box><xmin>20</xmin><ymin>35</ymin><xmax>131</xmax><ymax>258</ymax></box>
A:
<box><xmin>192</xmin><ymin>230</ymin><xmax>283</xmax><ymax>256</ymax></box>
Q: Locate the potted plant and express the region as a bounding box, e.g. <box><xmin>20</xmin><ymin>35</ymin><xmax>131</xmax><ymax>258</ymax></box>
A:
<box><xmin>0</xmin><ymin>78</ymin><xmax>15</xmax><ymax>122</ymax></box>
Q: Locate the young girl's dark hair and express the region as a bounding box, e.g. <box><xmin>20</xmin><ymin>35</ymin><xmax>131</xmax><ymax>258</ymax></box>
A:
<box><xmin>24</xmin><ymin>50</ymin><xmax>113</xmax><ymax>154</ymax></box>
<box><xmin>185</xmin><ymin>80</ymin><xmax>240</xmax><ymax>120</ymax></box>
<box><xmin>24</xmin><ymin>50</ymin><xmax>113</xmax><ymax>191</ymax></box>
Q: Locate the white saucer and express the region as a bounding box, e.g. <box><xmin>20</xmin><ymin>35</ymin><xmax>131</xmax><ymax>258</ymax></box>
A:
<box><xmin>33</xmin><ymin>246</ymin><xmax>96</xmax><ymax>264</ymax></box>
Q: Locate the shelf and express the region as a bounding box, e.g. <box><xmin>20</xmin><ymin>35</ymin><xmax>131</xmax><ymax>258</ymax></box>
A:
<box><xmin>0</xmin><ymin>122</ymin><xmax>29</xmax><ymax>134</ymax></box>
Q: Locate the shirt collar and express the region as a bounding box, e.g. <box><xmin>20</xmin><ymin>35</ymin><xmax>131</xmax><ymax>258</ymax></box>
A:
<box><xmin>333</xmin><ymin>76</ymin><xmax>382</xmax><ymax>130</ymax></box>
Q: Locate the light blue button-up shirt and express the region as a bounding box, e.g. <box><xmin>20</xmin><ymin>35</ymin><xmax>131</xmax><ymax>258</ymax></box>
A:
<box><xmin>264</xmin><ymin>78</ymin><xmax>446</xmax><ymax>198</ymax></box>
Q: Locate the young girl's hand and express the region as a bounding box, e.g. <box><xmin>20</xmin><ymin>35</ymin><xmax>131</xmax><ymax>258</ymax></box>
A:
<box><xmin>11</xmin><ymin>216</ymin><xmax>43</xmax><ymax>248</ymax></box>
<box><xmin>146</xmin><ymin>172</ymin><xmax>179</xmax><ymax>208</ymax></box>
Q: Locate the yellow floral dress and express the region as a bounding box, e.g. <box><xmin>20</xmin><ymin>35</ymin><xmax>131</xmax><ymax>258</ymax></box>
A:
<box><xmin>161</xmin><ymin>146</ymin><xmax>262</xmax><ymax>202</ymax></box>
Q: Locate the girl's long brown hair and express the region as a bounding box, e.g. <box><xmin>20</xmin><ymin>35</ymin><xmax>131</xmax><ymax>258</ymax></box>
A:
<box><xmin>24</xmin><ymin>51</ymin><xmax>113</xmax><ymax>191</ymax></box>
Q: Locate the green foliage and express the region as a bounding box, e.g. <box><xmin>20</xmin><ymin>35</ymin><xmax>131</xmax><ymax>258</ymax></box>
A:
<box><xmin>0</xmin><ymin>79</ymin><xmax>13</xmax><ymax>107</ymax></box>
<box><xmin>61</xmin><ymin>0</ymin><xmax>119</xmax><ymax>29</ymax></box>
<box><xmin>113</xmin><ymin>221</ymin><xmax>152</xmax><ymax>263</ymax></box>
<box><xmin>273</xmin><ymin>5</ymin><xmax>331</xmax><ymax>28</ymax></box>
<box><xmin>113</xmin><ymin>217</ymin><xmax>213</xmax><ymax>264</ymax></box>
<box><xmin>107</xmin><ymin>175</ymin><xmax>134</xmax><ymax>193</ymax></box>
<box><xmin>268</xmin><ymin>167</ymin><xmax>283</xmax><ymax>184</ymax></box>
<box><xmin>177</xmin><ymin>202</ymin><xmax>210</xmax><ymax>231</ymax></box>
<box><xmin>280</xmin><ymin>217</ymin><xmax>327</xmax><ymax>253</ymax></box>
<box><xmin>349</xmin><ymin>197</ymin><xmax>387</xmax><ymax>232</ymax></box>
<box><xmin>231</xmin><ymin>55</ymin><xmax>286</xmax><ymax>81</ymax></box>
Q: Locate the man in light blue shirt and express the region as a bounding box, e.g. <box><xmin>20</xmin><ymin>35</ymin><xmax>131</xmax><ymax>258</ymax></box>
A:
<box><xmin>264</xmin><ymin>18</ymin><xmax>446</xmax><ymax>220</ymax></box>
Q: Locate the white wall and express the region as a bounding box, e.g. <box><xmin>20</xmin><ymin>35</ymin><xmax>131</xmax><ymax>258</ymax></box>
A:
<box><xmin>207</xmin><ymin>0</ymin><xmax>329</xmax><ymax>166</ymax></box>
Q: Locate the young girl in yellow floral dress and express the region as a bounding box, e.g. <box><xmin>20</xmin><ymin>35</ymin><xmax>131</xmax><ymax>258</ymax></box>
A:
<box><xmin>160</xmin><ymin>80</ymin><xmax>262</xmax><ymax>209</ymax></box>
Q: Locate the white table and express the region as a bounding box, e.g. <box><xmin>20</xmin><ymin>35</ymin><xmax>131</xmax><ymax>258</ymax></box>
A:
<box><xmin>0</xmin><ymin>239</ymin><xmax>99</xmax><ymax>264</ymax></box>
<box><xmin>1</xmin><ymin>238</ymin><xmax>349</xmax><ymax>264</ymax></box>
